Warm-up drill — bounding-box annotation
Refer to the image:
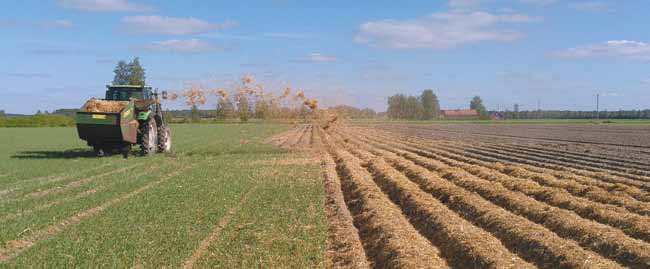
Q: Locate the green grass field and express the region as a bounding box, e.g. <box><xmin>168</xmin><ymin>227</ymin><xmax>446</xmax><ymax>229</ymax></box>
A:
<box><xmin>0</xmin><ymin>124</ymin><xmax>326</xmax><ymax>268</ymax></box>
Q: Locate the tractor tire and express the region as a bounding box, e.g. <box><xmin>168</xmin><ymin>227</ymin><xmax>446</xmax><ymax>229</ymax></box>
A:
<box><xmin>157</xmin><ymin>126</ymin><xmax>172</xmax><ymax>152</ymax></box>
<box><xmin>93</xmin><ymin>146</ymin><xmax>105</xmax><ymax>157</ymax></box>
<box><xmin>140</xmin><ymin>118</ymin><xmax>158</xmax><ymax>156</ymax></box>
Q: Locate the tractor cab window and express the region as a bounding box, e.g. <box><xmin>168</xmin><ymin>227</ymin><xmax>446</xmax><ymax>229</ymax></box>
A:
<box><xmin>105</xmin><ymin>88</ymin><xmax>143</xmax><ymax>100</ymax></box>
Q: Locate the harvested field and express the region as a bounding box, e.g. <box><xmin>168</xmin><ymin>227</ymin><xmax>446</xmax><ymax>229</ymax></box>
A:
<box><xmin>311</xmin><ymin>122</ymin><xmax>650</xmax><ymax>268</ymax></box>
<box><xmin>3</xmin><ymin>121</ymin><xmax>649</xmax><ymax>268</ymax></box>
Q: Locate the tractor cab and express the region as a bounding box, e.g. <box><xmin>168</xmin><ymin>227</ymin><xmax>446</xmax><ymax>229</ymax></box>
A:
<box><xmin>105</xmin><ymin>85</ymin><xmax>153</xmax><ymax>101</ymax></box>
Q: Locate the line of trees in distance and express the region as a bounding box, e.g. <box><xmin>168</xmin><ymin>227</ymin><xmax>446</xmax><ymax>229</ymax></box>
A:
<box><xmin>386</xmin><ymin>90</ymin><xmax>489</xmax><ymax>120</ymax></box>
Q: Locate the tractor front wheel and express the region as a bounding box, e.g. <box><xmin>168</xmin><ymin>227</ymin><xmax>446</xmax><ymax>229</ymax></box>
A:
<box><xmin>140</xmin><ymin>118</ymin><xmax>158</xmax><ymax>156</ymax></box>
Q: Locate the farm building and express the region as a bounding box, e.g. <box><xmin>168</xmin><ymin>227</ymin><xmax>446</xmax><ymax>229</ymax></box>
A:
<box><xmin>441</xmin><ymin>109</ymin><xmax>479</xmax><ymax>120</ymax></box>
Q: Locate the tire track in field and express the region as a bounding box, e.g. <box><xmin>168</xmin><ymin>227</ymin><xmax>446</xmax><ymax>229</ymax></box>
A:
<box><xmin>182</xmin><ymin>185</ymin><xmax>259</xmax><ymax>269</ymax></box>
<box><xmin>5</xmin><ymin>163</ymin><xmax>145</xmax><ymax>203</ymax></box>
<box><xmin>350</xmin><ymin>130</ymin><xmax>650</xmax><ymax>268</ymax></box>
<box><xmin>334</xmin><ymin>129</ymin><xmax>622</xmax><ymax>268</ymax></box>
<box><xmin>0</xmin><ymin>161</ymin><xmax>200</xmax><ymax>263</ymax></box>
<box><xmin>2</xmin><ymin>134</ymin><xmax>206</xmax><ymax>193</ymax></box>
<box><xmin>3</xmin><ymin>134</ymin><xmax>215</xmax><ymax>206</ymax></box>
<box><xmin>0</xmin><ymin>161</ymin><xmax>173</xmax><ymax>223</ymax></box>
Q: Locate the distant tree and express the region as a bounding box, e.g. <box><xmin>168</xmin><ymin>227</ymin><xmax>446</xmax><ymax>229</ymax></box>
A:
<box><xmin>406</xmin><ymin>96</ymin><xmax>423</xmax><ymax>120</ymax></box>
<box><xmin>113</xmin><ymin>60</ymin><xmax>130</xmax><ymax>85</ymax></box>
<box><xmin>190</xmin><ymin>105</ymin><xmax>200</xmax><ymax>123</ymax></box>
<box><xmin>216</xmin><ymin>98</ymin><xmax>235</xmax><ymax>119</ymax></box>
<box><xmin>237</xmin><ymin>95</ymin><xmax>250</xmax><ymax>123</ymax></box>
<box><xmin>255</xmin><ymin>100</ymin><xmax>269</xmax><ymax>119</ymax></box>
<box><xmin>36</xmin><ymin>110</ymin><xmax>42</xmax><ymax>115</ymax></box>
<box><xmin>127</xmin><ymin>57</ymin><xmax>146</xmax><ymax>86</ymax></box>
<box><xmin>0</xmin><ymin>110</ymin><xmax>5</xmax><ymax>116</ymax></box>
<box><xmin>514</xmin><ymin>103</ymin><xmax>520</xmax><ymax>119</ymax></box>
<box><xmin>470</xmin><ymin>96</ymin><xmax>488</xmax><ymax>119</ymax></box>
<box><xmin>112</xmin><ymin>57</ymin><xmax>146</xmax><ymax>86</ymax></box>
<box><xmin>420</xmin><ymin>89</ymin><xmax>440</xmax><ymax>120</ymax></box>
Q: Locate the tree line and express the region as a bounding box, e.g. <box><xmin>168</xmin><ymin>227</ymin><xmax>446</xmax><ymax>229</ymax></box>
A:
<box><xmin>501</xmin><ymin>109</ymin><xmax>650</xmax><ymax>120</ymax></box>
<box><xmin>386</xmin><ymin>90</ymin><xmax>441</xmax><ymax>120</ymax></box>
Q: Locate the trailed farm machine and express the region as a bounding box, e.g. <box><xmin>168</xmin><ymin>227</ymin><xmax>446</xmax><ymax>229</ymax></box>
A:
<box><xmin>75</xmin><ymin>85</ymin><xmax>172</xmax><ymax>158</ymax></box>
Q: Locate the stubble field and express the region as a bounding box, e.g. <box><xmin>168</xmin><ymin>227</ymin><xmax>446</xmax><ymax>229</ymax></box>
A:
<box><xmin>311</xmin><ymin>122</ymin><xmax>650</xmax><ymax>269</ymax></box>
<box><xmin>2</xmin><ymin>121</ymin><xmax>649</xmax><ymax>268</ymax></box>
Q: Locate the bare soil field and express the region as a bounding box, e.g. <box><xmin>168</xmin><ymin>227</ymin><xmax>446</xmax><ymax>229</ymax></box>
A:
<box><xmin>367</xmin><ymin>123</ymin><xmax>650</xmax><ymax>163</ymax></box>
<box><xmin>276</xmin><ymin>122</ymin><xmax>650</xmax><ymax>268</ymax></box>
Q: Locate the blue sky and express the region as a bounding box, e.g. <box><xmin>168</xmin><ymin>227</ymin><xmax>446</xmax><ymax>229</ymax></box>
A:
<box><xmin>1</xmin><ymin>0</ymin><xmax>649</xmax><ymax>114</ymax></box>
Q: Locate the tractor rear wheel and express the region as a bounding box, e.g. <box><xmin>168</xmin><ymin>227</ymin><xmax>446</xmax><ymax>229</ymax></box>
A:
<box><xmin>158</xmin><ymin>126</ymin><xmax>172</xmax><ymax>152</ymax></box>
<box><xmin>140</xmin><ymin>118</ymin><xmax>158</xmax><ymax>155</ymax></box>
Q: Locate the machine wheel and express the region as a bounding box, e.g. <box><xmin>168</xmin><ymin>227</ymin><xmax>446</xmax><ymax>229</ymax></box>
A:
<box><xmin>93</xmin><ymin>146</ymin><xmax>105</xmax><ymax>157</ymax></box>
<box><xmin>140</xmin><ymin>118</ymin><xmax>158</xmax><ymax>156</ymax></box>
<box><xmin>157</xmin><ymin>126</ymin><xmax>172</xmax><ymax>152</ymax></box>
<box><xmin>121</xmin><ymin>145</ymin><xmax>131</xmax><ymax>159</ymax></box>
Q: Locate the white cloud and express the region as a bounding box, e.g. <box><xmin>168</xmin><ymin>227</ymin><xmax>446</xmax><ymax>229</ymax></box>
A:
<box><xmin>569</xmin><ymin>1</ymin><xmax>613</xmax><ymax>12</ymax></box>
<box><xmin>641</xmin><ymin>78</ymin><xmax>650</xmax><ymax>84</ymax></box>
<box><xmin>138</xmin><ymin>39</ymin><xmax>222</xmax><ymax>53</ymax></box>
<box><xmin>448</xmin><ymin>0</ymin><xmax>557</xmax><ymax>8</ymax></box>
<box><xmin>557</xmin><ymin>40</ymin><xmax>650</xmax><ymax>59</ymax></box>
<box><xmin>355</xmin><ymin>11</ymin><xmax>540</xmax><ymax>49</ymax></box>
<box><xmin>58</xmin><ymin>0</ymin><xmax>153</xmax><ymax>12</ymax></box>
<box><xmin>518</xmin><ymin>0</ymin><xmax>557</xmax><ymax>6</ymax></box>
<box><xmin>121</xmin><ymin>16</ymin><xmax>236</xmax><ymax>35</ymax></box>
<box><xmin>293</xmin><ymin>53</ymin><xmax>337</xmax><ymax>63</ymax></box>
<box><xmin>263</xmin><ymin>32</ymin><xmax>312</xmax><ymax>39</ymax></box>
<box><xmin>38</xmin><ymin>20</ymin><xmax>74</xmax><ymax>29</ymax></box>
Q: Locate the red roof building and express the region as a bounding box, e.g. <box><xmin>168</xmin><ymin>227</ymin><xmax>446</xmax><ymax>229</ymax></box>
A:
<box><xmin>441</xmin><ymin>109</ymin><xmax>479</xmax><ymax>120</ymax></box>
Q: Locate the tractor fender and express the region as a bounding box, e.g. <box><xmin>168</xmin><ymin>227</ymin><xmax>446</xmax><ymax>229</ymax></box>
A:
<box><xmin>137</xmin><ymin>111</ymin><xmax>152</xmax><ymax>121</ymax></box>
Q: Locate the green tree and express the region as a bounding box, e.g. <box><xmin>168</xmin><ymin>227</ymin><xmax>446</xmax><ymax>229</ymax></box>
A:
<box><xmin>255</xmin><ymin>100</ymin><xmax>269</xmax><ymax>119</ymax></box>
<box><xmin>112</xmin><ymin>60</ymin><xmax>130</xmax><ymax>85</ymax></box>
<box><xmin>470</xmin><ymin>96</ymin><xmax>488</xmax><ymax>119</ymax></box>
<box><xmin>237</xmin><ymin>95</ymin><xmax>250</xmax><ymax>123</ymax></box>
<box><xmin>216</xmin><ymin>98</ymin><xmax>235</xmax><ymax>119</ymax></box>
<box><xmin>190</xmin><ymin>105</ymin><xmax>200</xmax><ymax>123</ymax></box>
<box><xmin>112</xmin><ymin>57</ymin><xmax>146</xmax><ymax>86</ymax></box>
<box><xmin>127</xmin><ymin>57</ymin><xmax>146</xmax><ymax>86</ymax></box>
<box><xmin>420</xmin><ymin>89</ymin><xmax>440</xmax><ymax>120</ymax></box>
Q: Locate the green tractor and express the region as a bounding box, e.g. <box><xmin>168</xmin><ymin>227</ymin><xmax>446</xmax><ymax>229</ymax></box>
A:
<box><xmin>75</xmin><ymin>85</ymin><xmax>172</xmax><ymax>158</ymax></box>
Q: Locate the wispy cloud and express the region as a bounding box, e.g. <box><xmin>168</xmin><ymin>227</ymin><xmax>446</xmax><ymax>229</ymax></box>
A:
<box><xmin>292</xmin><ymin>53</ymin><xmax>338</xmax><ymax>63</ymax></box>
<box><xmin>137</xmin><ymin>39</ymin><xmax>223</xmax><ymax>53</ymax></box>
<box><xmin>1</xmin><ymin>72</ymin><xmax>51</xmax><ymax>79</ymax></box>
<box><xmin>556</xmin><ymin>40</ymin><xmax>650</xmax><ymax>59</ymax></box>
<box><xmin>569</xmin><ymin>1</ymin><xmax>613</xmax><ymax>13</ymax></box>
<box><xmin>263</xmin><ymin>32</ymin><xmax>313</xmax><ymax>39</ymax></box>
<box><xmin>356</xmin><ymin>11</ymin><xmax>540</xmax><ymax>49</ymax></box>
<box><xmin>58</xmin><ymin>0</ymin><xmax>153</xmax><ymax>12</ymax></box>
<box><xmin>600</xmin><ymin>92</ymin><xmax>622</xmax><ymax>97</ymax></box>
<box><xmin>448</xmin><ymin>0</ymin><xmax>557</xmax><ymax>8</ymax></box>
<box><xmin>37</xmin><ymin>20</ymin><xmax>74</xmax><ymax>29</ymax></box>
<box><xmin>121</xmin><ymin>16</ymin><xmax>237</xmax><ymax>35</ymax></box>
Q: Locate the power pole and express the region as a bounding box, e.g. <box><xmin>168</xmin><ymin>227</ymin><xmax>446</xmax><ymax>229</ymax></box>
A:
<box><xmin>596</xmin><ymin>93</ymin><xmax>600</xmax><ymax>120</ymax></box>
